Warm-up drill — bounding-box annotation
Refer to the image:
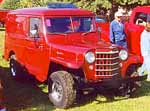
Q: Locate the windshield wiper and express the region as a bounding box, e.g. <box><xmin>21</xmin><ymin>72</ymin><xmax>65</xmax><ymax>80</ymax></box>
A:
<box><xmin>50</xmin><ymin>32</ymin><xmax>67</xmax><ymax>36</ymax></box>
<box><xmin>81</xmin><ymin>31</ymin><xmax>95</xmax><ymax>36</ymax></box>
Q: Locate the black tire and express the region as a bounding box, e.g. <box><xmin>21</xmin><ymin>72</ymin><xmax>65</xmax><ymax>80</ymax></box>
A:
<box><xmin>48</xmin><ymin>71</ymin><xmax>76</xmax><ymax>108</ymax></box>
<box><xmin>9</xmin><ymin>55</ymin><xmax>22</xmax><ymax>79</ymax></box>
<box><xmin>119</xmin><ymin>65</ymin><xmax>141</xmax><ymax>97</ymax></box>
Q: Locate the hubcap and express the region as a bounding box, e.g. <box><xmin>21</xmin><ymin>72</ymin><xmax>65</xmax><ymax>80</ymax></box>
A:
<box><xmin>10</xmin><ymin>60</ymin><xmax>16</xmax><ymax>76</ymax></box>
<box><xmin>51</xmin><ymin>81</ymin><xmax>63</xmax><ymax>102</ymax></box>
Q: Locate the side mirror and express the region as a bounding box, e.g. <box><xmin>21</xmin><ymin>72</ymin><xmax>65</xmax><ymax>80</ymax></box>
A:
<box><xmin>97</xmin><ymin>27</ymin><xmax>101</xmax><ymax>40</ymax></box>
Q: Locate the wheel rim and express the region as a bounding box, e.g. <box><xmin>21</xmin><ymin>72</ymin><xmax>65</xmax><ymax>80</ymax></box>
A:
<box><xmin>10</xmin><ymin>60</ymin><xmax>16</xmax><ymax>77</ymax></box>
<box><xmin>50</xmin><ymin>81</ymin><xmax>63</xmax><ymax>102</ymax></box>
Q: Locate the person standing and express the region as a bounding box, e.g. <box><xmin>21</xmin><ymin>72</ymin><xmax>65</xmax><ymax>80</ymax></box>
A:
<box><xmin>110</xmin><ymin>11</ymin><xmax>127</xmax><ymax>49</ymax></box>
<box><xmin>139</xmin><ymin>17</ymin><xmax>150</xmax><ymax>81</ymax></box>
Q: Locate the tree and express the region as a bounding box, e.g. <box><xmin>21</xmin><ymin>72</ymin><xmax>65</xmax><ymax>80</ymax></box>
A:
<box><xmin>1</xmin><ymin>0</ymin><xmax>150</xmax><ymax>12</ymax></box>
<box><xmin>0</xmin><ymin>0</ymin><xmax>20</xmax><ymax>9</ymax></box>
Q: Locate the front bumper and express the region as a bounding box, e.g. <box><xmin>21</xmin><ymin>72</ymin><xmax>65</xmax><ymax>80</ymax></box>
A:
<box><xmin>80</xmin><ymin>74</ymin><xmax>147</xmax><ymax>90</ymax></box>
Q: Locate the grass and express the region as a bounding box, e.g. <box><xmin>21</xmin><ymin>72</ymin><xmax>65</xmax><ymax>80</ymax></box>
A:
<box><xmin>0</xmin><ymin>29</ymin><xmax>150</xmax><ymax>111</ymax></box>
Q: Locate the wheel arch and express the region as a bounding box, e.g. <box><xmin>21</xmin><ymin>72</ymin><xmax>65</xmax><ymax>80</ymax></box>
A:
<box><xmin>8</xmin><ymin>50</ymin><xmax>15</xmax><ymax>58</ymax></box>
<box><xmin>125</xmin><ymin>63</ymin><xmax>142</xmax><ymax>76</ymax></box>
<box><xmin>46</xmin><ymin>61</ymin><xmax>85</xmax><ymax>82</ymax></box>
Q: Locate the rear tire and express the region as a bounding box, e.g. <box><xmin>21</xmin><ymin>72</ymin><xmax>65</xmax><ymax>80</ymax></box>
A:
<box><xmin>48</xmin><ymin>71</ymin><xmax>76</xmax><ymax>108</ymax></box>
<box><xmin>9</xmin><ymin>55</ymin><xmax>22</xmax><ymax>79</ymax></box>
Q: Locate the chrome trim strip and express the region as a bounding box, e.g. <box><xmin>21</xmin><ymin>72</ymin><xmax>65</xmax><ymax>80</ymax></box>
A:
<box><xmin>95</xmin><ymin>73</ymin><xmax>119</xmax><ymax>76</ymax></box>
<box><xmin>95</xmin><ymin>67</ymin><xmax>119</xmax><ymax>72</ymax></box>
<box><xmin>95</xmin><ymin>62</ymin><xmax>119</xmax><ymax>66</ymax></box>
<box><xmin>96</xmin><ymin>51</ymin><xmax>119</xmax><ymax>54</ymax></box>
<box><xmin>96</xmin><ymin>56</ymin><xmax>119</xmax><ymax>60</ymax></box>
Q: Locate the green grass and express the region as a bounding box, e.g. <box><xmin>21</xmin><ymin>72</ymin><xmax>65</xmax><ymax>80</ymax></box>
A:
<box><xmin>0</xmin><ymin>30</ymin><xmax>150</xmax><ymax>111</ymax></box>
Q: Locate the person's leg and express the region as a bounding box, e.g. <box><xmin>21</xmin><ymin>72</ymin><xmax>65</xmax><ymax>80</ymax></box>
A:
<box><xmin>144</xmin><ymin>56</ymin><xmax>150</xmax><ymax>81</ymax></box>
<box><xmin>116</xmin><ymin>41</ymin><xmax>127</xmax><ymax>49</ymax></box>
<box><xmin>138</xmin><ymin>63</ymin><xmax>146</xmax><ymax>76</ymax></box>
<box><xmin>122</xmin><ymin>41</ymin><xmax>127</xmax><ymax>49</ymax></box>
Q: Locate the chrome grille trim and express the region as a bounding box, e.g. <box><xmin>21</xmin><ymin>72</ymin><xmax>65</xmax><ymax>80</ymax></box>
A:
<box><xmin>96</xmin><ymin>56</ymin><xmax>119</xmax><ymax>60</ymax></box>
<box><xmin>96</xmin><ymin>51</ymin><xmax>119</xmax><ymax>54</ymax></box>
<box><xmin>95</xmin><ymin>49</ymin><xmax>120</xmax><ymax>77</ymax></box>
<box><xmin>96</xmin><ymin>62</ymin><xmax>119</xmax><ymax>66</ymax></box>
<box><xmin>95</xmin><ymin>73</ymin><xmax>119</xmax><ymax>77</ymax></box>
<box><xmin>96</xmin><ymin>67</ymin><xmax>120</xmax><ymax>72</ymax></box>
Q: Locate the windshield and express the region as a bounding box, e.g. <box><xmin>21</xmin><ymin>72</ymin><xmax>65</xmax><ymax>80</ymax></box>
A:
<box><xmin>45</xmin><ymin>17</ymin><xmax>95</xmax><ymax>33</ymax></box>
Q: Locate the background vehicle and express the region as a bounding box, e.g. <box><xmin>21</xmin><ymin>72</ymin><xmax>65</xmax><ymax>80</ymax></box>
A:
<box><xmin>125</xmin><ymin>6</ymin><xmax>150</xmax><ymax>56</ymax></box>
<box><xmin>3</xmin><ymin>6</ymin><xmax>146</xmax><ymax>108</ymax></box>
<box><xmin>0</xmin><ymin>8</ymin><xmax>9</xmax><ymax>27</ymax></box>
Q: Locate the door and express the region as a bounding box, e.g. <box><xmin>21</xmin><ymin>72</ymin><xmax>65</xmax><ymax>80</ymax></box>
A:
<box><xmin>25</xmin><ymin>17</ymin><xmax>49</xmax><ymax>81</ymax></box>
<box><xmin>126</xmin><ymin>12</ymin><xmax>146</xmax><ymax>55</ymax></box>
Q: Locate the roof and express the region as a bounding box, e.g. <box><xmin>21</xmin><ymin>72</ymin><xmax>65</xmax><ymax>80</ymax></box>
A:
<box><xmin>133</xmin><ymin>6</ymin><xmax>150</xmax><ymax>13</ymax></box>
<box><xmin>9</xmin><ymin>7</ymin><xmax>94</xmax><ymax>16</ymax></box>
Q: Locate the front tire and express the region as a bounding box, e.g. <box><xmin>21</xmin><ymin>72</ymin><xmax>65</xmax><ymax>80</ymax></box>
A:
<box><xmin>48</xmin><ymin>71</ymin><xmax>76</xmax><ymax>108</ymax></box>
<box><xmin>119</xmin><ymin>65</ymin><xmax>141</xmax><ymax>97</ymax></box>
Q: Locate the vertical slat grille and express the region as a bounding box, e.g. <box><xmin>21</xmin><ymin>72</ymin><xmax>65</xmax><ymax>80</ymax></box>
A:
<box><xmin>95</xmin><ymin>49</ymin><xmax>120</xmax><ymax>77</ymax></box>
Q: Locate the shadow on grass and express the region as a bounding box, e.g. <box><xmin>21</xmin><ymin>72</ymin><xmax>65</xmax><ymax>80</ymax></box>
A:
<box><xmin>73</xmin><ymin>81</ymin><xmax>150</xmax><ymax>108</ymax></box>
<box><xmin>0</xmin><ymin>66</ymin><xmax>55</xmax><ymax>111</ymax></box>
<box><xmin>133</xmin><ymin>81</ymin><xmax>150</xmax><ymax>97</ymax></box>
<box><xmin>73</xmin><ymin>89</ymin><xmax>121</xmax><ymax>107</ymax></box>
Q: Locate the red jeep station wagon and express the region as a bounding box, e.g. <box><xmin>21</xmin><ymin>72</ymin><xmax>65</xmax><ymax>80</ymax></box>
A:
<box><xmin>3</xmin><ymin>7</ymin><xmax>146</xmax><ymax>108</ymax></box>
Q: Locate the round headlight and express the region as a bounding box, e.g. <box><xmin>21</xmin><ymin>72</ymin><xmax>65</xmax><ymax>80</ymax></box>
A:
<box><xmin>119</xmin><ymin>50</ymin><xmax>128</xmax><ymax>60</ymax></box>
<box><xmin>85</xmin><ymin>52</ymin><xmax>95</xmax><ymax>64</ymax></box>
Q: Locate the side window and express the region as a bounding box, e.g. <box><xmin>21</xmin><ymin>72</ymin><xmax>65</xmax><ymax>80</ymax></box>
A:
<box><xmin>29</xmin><ymin>18</ymin><xmax>41</xmax><ymax>37</ymax></box>
<box><xmin>16</xmin><ymin>16</ymin><xmax>27</xmax><ymax>34</ymax></box>
<box><xmin>134</xmin><ymin>12</ymin><xmax>147</xmax><ymax>26</ymax></box>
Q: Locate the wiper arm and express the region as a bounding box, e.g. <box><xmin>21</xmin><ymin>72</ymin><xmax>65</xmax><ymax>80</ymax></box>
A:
<box><xmin>51</xmin><ymin>32</ymin><xmax>67</xmax><ymax>36</ymax></box>
<box><xmin>81</xmin><ymin>31</ymin><xmax>95</xmax><ymax>36</ymax></box>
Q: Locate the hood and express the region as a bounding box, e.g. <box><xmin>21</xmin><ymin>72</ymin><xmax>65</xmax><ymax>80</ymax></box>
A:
<box><xmin>47</xmin><ymin>32</ymin><xmax>114</xmax><ymax>50</ymax></box>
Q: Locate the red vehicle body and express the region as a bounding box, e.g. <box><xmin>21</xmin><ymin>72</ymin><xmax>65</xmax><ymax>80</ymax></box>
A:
<box><xmin>125</xmin><ymin>6</ymin><xmax>150</xmax><ymax>57</ymax></box>
<box><xmin>3</xmin><ymin>7</ymin><xmax>146</xmax><ymax>108</ymax></box>
<box><xmin>0</xmin><ymin>8</ymin><xmax>9</xmax><ymax>27</ymax></box>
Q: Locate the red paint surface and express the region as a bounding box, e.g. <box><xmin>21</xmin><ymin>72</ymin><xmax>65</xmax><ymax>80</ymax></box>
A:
<box><xmin>0</xmin><ymin>0</ymin><xmax>3</xmax><ymax>4</ymax></box>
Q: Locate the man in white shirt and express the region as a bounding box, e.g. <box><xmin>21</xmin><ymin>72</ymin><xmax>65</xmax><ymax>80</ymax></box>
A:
<box><xmin>139</xmin><ymin>17</ymin><xmax>150</xmax><ymax>81</ymax></box>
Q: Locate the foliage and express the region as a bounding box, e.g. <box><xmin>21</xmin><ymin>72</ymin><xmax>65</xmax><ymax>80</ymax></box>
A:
<box><xmin>0</xmin><ymin>0</ymin><xmax>20</xmax><ymax>9</ymax></box>
<box><xmin>1</xmin><ymin>0</ymin><xmax>150</xmax><ymax>11</ymax></box>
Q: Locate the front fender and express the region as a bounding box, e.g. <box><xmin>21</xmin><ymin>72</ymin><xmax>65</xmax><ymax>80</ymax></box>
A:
<box><xmin>50</xmin><ymin>45</ymin><xmax>88</xmax><ymax>69</ymax></box>
<box><xmin>120</xmin><ymin>54</ymin><xmax>143</xmax><ymax>78</ymax></box>
<box><xmin>50</xmin><ymin>56</ymin><xmax>84</xmax><ymax>69</ymax></box>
